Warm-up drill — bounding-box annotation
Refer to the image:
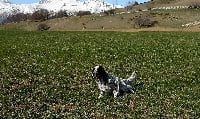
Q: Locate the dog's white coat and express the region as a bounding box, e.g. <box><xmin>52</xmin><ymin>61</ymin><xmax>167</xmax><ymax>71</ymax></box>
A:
<box><xmin>92</xmin><ymin>66</ymin><xmax>136</xmax><ymax>98</ymax></box>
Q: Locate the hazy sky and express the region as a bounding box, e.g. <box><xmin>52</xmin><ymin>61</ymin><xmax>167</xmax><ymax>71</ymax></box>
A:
<box><xmin>9</xmin><ymin>0</ymin><xmax>150</xmax><ymax>6</ymax></box>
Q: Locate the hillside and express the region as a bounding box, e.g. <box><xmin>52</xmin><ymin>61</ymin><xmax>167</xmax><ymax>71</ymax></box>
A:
<box><xmin>131</xmin><ymin>0</ymin><xmax>200</xmax><ymax>10</ymax></box>
<box><xmin>1</xmin><ymin>0</ymin><xmax>200</xmax><ymax>31</ymax></box>
<box><xmin>151</xmin><ymin>0</ymin><xmax>199</xmax><ymax>5</ymax></box>
<box><xmin>1</xmin><ymin>8</ymin><xmax>200</xmax><ymax>31</ymax></box>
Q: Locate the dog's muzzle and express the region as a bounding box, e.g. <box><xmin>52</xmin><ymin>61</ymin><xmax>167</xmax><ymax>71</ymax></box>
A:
<box><xmin>92</xmin><ymin>72</ymin><xmax>96</xmax><ymax>78</ymax></box>
<box><xmin>92</xmin><ymin>68</ymin><xmax>97</xmax><ymax>78</ymax></box>
<box><xmin>92</xmin><ymin>71</ymin><xmax>100</xmax><ymax>79</ymax></box>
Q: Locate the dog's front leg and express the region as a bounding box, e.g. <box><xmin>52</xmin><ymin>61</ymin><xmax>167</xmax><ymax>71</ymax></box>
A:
<box><xmin>113</xmin><ymin>78</ymin><xmax>120</xmax><ymax>98</ymax></box>
<box><xmin>113</xmin><ymin>90</ymin><xmax>118</xmax><ymax>98</ymax></box>
<box><xmin>98</xmin><ymin>91</ymin><xmax>104</xmax><ymax>98</ymax></box>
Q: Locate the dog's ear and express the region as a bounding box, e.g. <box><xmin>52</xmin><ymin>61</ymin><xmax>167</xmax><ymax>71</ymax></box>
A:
<box><xmin>98</xmin><ymin>66</ymin><xmax>105</xmax><ymax>75</ymax></box>
<box><xmin>91</xmin><ymin>67</ymin><xmax>95</xmax><ymax>72</ymax></box>
<box><xmin>99</xmin><ymin>66</ymin><xmax>109</xmax><ymax>84</ymax></box>
<box><xmin>98</xmin><ymin>65</ymin><xmax>103</xmax><ymax>71</ymax></box>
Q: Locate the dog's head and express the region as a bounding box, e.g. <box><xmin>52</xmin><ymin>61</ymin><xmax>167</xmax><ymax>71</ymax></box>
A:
<box><xmin>92</xmin><ymin>65</ymin><xmax>107</xmax><ymax>79</ymax></box>
<box><xmin>92</xmin><ymin>65</ymin><xmax>109</xmax><ymax>85</ymax></box>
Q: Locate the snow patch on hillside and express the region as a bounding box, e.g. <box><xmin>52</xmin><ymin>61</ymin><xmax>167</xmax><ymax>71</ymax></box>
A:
<box><xmin>0</xmin><ymin>0</ymin><xmax>122</xmax><ymax>22</ymax></box>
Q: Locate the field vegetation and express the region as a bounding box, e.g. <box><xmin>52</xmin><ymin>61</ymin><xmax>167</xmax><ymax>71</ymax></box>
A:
<box><xmin>0</xmin><ymin>31</ymin><xmax>200</xmax><ymax>118</ymax></box>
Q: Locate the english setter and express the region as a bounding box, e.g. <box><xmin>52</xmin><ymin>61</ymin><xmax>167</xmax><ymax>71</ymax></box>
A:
<box><xmin>92</xmin><ymin>65</ymin><xmax>136</xmax><ymax>98</ymax></box>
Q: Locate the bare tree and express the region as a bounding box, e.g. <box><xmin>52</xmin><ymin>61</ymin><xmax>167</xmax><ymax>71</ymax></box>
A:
<box><xmin>31</xmin><ymin>9</ymin><xmax>49</xmax><ymax>21</ymax></box>
<box><xmin>126</xmin><ymin>1</ymin><xmax>139</xmax><ymax>10</ymax></box>
<box><xmin>77</xmin><ymin>11</ymin><xmax>92</xmax><ymax>17</ymax></box>
<box><xmin>55</xmin><ymin>10</ymin><xmax>68</xmax><ymax>18</ymax></box>
<box><xmin>3</xmin><ymin>13</ymin><xmax>30</xmax><ymax>23</ymax></box>
<box><xmin>189</xmin><ymin>0</ymin><xmax>200</xmax><ymax>9</ymax></box>
<box><xmin>104</xmin><ymin>9</ymin><xmax>115</xmax><ymax>15</ymax></box>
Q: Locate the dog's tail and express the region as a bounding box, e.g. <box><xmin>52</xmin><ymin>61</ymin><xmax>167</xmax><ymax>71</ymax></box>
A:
<box><xmin>128</xmin><ymin>71</ymin><xmax>136</xmax><ymax>80</ymax></box>
<box><xmin>127</xmin><ymin>71</ymin><xmax>136</xmax><ymax>84</ymax></box>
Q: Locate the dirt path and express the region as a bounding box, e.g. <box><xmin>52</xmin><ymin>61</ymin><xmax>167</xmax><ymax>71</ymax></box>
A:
<box><xmin>121</xmin><ymin>26</ymin><xmax>200</xmax><ymax>32</ymax></box>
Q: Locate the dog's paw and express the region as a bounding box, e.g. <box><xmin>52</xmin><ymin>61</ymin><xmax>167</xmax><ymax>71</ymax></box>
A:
<box><xmin>98</xmin><ymin>92</ymin><xmax>103</xmax><ymax>98</ymax></box>
<box><xmin>113</xmin><ymin>90</ymin><xmax>119</xmax><ymax>98</ymax></box>
<box><xmin>129</xmin><ymin>89</ymin><xmax>135</xmax><ymax>94</ymax></box>
<box><xmin>98</xmin><ymin>95</ymin><xmax>103</xmax><ymax>98</ymax></box>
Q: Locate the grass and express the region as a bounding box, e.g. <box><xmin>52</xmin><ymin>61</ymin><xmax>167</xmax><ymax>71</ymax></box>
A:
<box><xmin>0</xmin><ymin>30</ymin><xmax>200</xmax><ymax>118</ymax></box>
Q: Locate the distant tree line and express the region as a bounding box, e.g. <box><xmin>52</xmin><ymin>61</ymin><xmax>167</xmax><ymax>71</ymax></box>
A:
<box><xmin>125</xmin><ymin>1</ymin><xmax>139</xmax><ymax>10</ymax></box>
<box><xmin>189</xmin><ymin>0</ymin><xmax>200</xmax><ymax>9</ymax></box>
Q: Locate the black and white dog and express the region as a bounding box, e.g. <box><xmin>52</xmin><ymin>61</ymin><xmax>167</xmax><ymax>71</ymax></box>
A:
<box><xmin>92</xmin><ymin>65</ymin><xmax>136</xmax><ymax>98</ymax></box>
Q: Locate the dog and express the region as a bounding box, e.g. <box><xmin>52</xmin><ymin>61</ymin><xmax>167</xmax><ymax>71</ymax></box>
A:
<box><xmin>92</xmin><ymin>65</ymin><xmax>136</xmax><ymax>98</ymax></box>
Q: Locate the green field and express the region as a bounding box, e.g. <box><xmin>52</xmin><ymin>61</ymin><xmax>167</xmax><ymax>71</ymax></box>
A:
<box><xmin>0</xmin><ymin>31</ymin><xmax>200</xmax><ymax>118</ymax></box>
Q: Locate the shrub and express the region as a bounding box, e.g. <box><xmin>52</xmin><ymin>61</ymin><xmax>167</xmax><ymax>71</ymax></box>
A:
<box><xmin>134</xmin><ymin>14</ymin><xmax>157</xmax><ymax>28</ymax></box>
<box><xmin>37</xmin><ymin>23</ymin><xmax>50</xmax><ymax>31</ymax></box>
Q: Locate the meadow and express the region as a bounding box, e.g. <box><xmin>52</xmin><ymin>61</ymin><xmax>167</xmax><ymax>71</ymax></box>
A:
<box><xmin>0</xmin><ymin>30</ymin><xmax>200</xmax><ymax>118</ymax></box>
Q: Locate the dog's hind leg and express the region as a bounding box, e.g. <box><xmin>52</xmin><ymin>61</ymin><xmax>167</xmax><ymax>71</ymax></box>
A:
<box><xmin>126</xmin><ymin>85</ymin><xmax>135</xmax><ymax>94</ymax></box>
<box><xmin>127</xmin><ymin>71</ymin><xmax>136</xmax><ymax>82</ymax></box>
<box><xmin>129</xmin><ymin>89</ymin><xmax>135</xmax><ymax>94</ymax></box>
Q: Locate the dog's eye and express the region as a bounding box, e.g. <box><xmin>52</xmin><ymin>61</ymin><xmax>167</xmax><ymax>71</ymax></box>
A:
<box><xmin>92</xmin><ymin>68</ymin><xmax>96</xmax><ymax>73</ymax></box>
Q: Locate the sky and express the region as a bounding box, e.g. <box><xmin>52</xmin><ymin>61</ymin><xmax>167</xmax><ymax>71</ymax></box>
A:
<box><xmin>9</xmin><ymin>0</ymin><xmax>150</xmax><ymax>6</ymax></box>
